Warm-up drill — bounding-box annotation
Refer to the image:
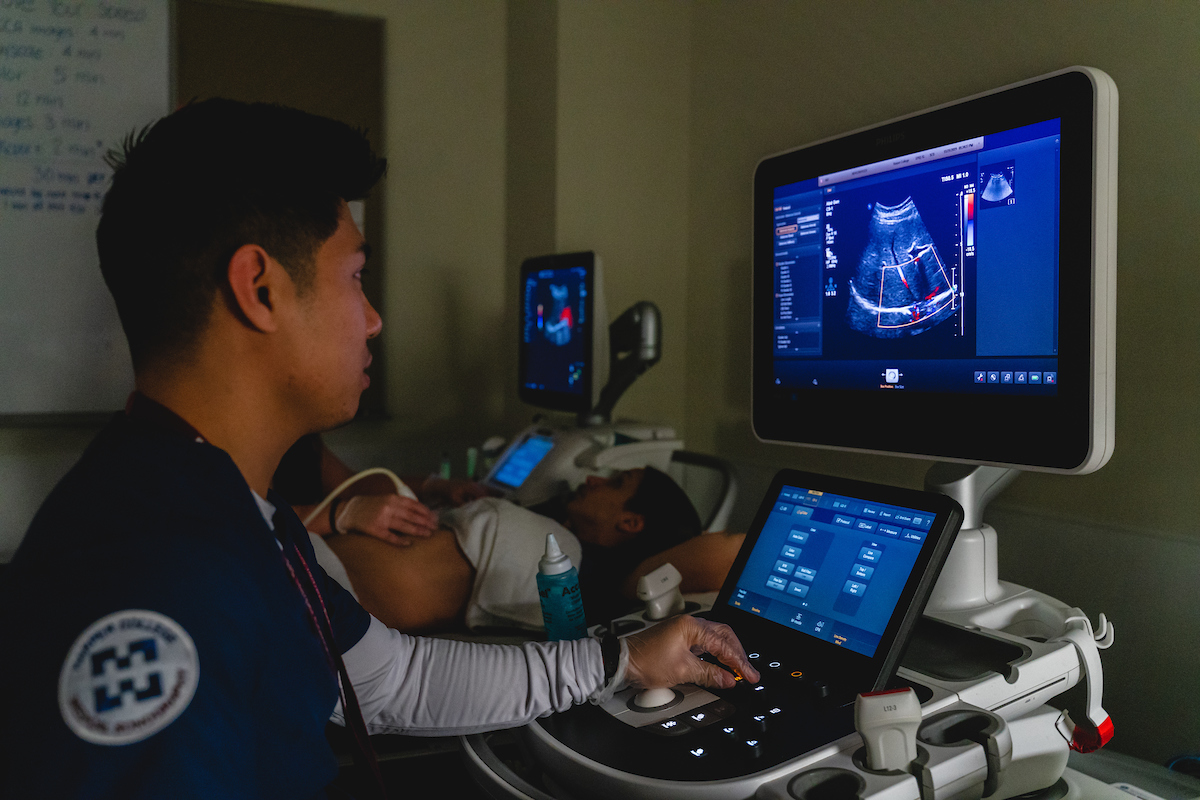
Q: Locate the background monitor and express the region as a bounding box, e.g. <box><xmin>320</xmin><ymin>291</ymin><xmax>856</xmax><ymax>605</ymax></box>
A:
<box><xmin>518</xmin><ymin>252</ymin><xmax>609</xmax><ymax>414</ymax></box>
<box><xmin>752</xmin><ymin>67</ymin><xmax>1116</xmax><ymax>474</ymax></box>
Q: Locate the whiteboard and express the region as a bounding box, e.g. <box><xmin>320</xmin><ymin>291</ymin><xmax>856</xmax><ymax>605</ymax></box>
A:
<box><xmin>0</xmin><ymin>0</ymin><xmax>170</xmax><ymax>416</ymax></box>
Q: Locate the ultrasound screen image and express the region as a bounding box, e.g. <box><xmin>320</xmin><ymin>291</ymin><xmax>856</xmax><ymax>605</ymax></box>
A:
<box><xmin>521</xmin><ymin>266</ymin><xmax>590</xmax><ymax>396</ymax></box>
<box><xmin>769</xmin><ymin>118</ymin><xmax>1064</xmax><ymax>395</ymax></box>
<box><xmin>979</xmin><ymin>160</ymin><xmax>1017</xmax><ymax>209</ymax></box>
<box><xmin>847</xmin><ymin>198</ymin><xmax>957</xmax><ymax>339</ymax></box>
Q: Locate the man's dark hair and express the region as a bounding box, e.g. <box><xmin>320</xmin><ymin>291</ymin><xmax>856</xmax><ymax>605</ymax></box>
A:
<box><xmin>625</xmin><ymin>466</ymin><xmax>703</xmax><ymax>553</ymax></box>
<box><xmin>97</xmin><ymin>99</ymin><xmax>387</xmax><ymax>369</ymax></box>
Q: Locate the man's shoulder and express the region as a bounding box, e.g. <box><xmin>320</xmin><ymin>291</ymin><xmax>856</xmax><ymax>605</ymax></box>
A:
<box><xmin>19</xmin><ymin>414</ymin><xmax>255</xmax><ymax>555</ymax></box>
<box><xmin>7</xmin><ymin>415</ymin><xmax>278</xmax><ymax>639</ymax></box>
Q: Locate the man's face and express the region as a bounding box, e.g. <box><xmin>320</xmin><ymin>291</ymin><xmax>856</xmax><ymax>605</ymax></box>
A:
<box><xmin>565</xmin><ymin>468</ymin><xmax>645</xmax><ymax>547</ymax></box>
<box><xmin>278</xmin><ymin>202</ymin><xmax>381</xmax><ymax>432</ymax></box>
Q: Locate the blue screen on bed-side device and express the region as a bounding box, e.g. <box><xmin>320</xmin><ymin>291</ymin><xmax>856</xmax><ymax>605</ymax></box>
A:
<box><xmin>727</xmin><ymin>484</ymin><xmax>936</xmax><ymax>657</ymax></box>
<box><xmin>492</xmin><ymin>434</ymin><xmax>556</xmax><ymax>489</ymax></box>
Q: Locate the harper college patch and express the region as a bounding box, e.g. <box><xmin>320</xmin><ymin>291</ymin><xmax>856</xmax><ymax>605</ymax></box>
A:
<box><xmin>58</xmin><ymin>609</ymin><xmax>199</xmax><ymax>745</ymax></box>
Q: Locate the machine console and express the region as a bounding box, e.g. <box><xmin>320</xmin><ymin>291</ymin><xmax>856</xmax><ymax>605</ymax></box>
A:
<box><xmin>538</xmin><ymin>470</ymin><xmax>962</xmax><ymax>781</ymax></box>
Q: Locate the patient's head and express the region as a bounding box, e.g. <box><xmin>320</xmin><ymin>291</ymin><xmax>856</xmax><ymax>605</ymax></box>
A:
<box><xmin>565</xmin><ymin>466</ymin><xmax>702</xmax><ymax>553</ymax></box>
<box><xmin>97</xmin><ymin>99</ymin><xmax>386</xmax><ymax>371</ymax></box>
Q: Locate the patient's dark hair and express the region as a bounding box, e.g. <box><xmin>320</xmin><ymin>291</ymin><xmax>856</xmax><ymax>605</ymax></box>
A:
<box><xmin>579</xmin><ymin>466</ymin><xmax>703</xmax><ymax>625</ymax></box>
<box><xmin>625</xmin><ymin>466</ymin><xmax>703</xmax><ymax>552</ymax></box>
<box><xmin>97</xmin><ymin>99</ymin><xmax>387</xmax><ymax>370</ymax></box>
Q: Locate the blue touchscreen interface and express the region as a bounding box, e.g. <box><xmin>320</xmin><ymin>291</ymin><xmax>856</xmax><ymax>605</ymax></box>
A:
<box><xmin>727</xmin><ymin>484</ymin><xmax>937</xmax><ymax>657</ymax></box>
<box><xmin>771</xmin><ymin>118</ymin><xmax>1061</xmax><ymax>396</ymax></box>
<box><xmin>491</xmin><ymin>434</ymin><xmax>556</xmax><ymax>489</ymax></box>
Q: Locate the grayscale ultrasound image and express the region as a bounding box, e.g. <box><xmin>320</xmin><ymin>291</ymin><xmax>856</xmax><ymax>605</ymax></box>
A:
<box><xmin>847</xmin><ymin>198</ymin><xmax>956</xmax><ymax>339</ymax></box>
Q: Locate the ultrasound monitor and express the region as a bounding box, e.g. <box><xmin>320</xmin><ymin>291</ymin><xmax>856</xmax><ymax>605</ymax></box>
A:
<box><xmin>518</xmin><ymin>252</ymin><xmax>609</xmax><ymax>415</ymax></box>
<box><xmin>752</xmin><ymin>67</ymin><xmax>1116</xmax><ymax>474</ymax></box>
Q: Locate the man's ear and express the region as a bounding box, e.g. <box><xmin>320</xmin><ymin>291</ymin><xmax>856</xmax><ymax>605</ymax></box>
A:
<box><xmin>226</xmin><ymin>244</ymin><xmax>280</xmax><ymax>332</ymax></box>
<box><xmin>616</xmin><ymin>512</ymin><xmax>645</xmax><ymax>536</ymax></box>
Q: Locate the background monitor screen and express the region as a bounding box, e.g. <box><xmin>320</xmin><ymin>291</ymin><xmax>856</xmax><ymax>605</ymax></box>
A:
<box><xmin>752</xmin><ymin>68</ymin><xmax>1115</xmax><ymax>473</ymax></box>
<box><xmin>518</xmin><ymin>252</ymin><xmax>606</xmax><ymax>413</ymax></box>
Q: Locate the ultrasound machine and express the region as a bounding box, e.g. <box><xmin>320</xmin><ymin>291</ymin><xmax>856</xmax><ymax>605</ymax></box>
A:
<box><xmin>480</xmin><ymin>250</ymin><xmax>691</xmax><ymax>511</ymax></box>
<box><xmin>464</xmin><ymin>67</ymin><xmax>1125</xmax><ymax>799</ymax></box>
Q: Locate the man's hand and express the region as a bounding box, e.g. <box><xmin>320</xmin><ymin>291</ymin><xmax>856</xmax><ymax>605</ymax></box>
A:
<box><xmin>420</xmin><ymin>477</ymin><xmax>499</xmax><ymax>508</ymax></box>
<box><xmin>335</xmin><ymin>494</ymin><xmax>439</xmax><ymax>545</ymax></box>
<box><xmin>623</xmin><ymin>616</ymin><xmax>760</xmax><ymax>690</ymax></box>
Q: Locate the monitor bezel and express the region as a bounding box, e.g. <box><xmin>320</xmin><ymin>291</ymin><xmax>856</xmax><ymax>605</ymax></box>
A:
<box><xmin>752</xmin><ymin>69</ymin><xmax>1105</xmax><ymax>472</ymax></box>
<box><xmin>708</xmin><ymin>469</ymin><xmax>963</xmax><ymax>692</ymax></box>
<box><xmin>518</xmin><ymin>251</ymin><xmax>601</xmax><ymax>414</ymax></box>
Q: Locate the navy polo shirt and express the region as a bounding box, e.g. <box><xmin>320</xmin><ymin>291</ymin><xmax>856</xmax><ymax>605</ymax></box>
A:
<box><xmin>0</xmin><ymin>412</ymin><xmax>370</xmax><ymax>799</ymax></box>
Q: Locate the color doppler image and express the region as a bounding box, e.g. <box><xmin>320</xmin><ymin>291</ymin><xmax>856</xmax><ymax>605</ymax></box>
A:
<box><xmin>846</xmin><ymin>198</ymin><xmax>957</xmax><ymax>339</ymax></box>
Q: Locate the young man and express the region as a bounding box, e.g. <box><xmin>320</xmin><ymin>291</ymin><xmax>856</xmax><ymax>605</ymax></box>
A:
<box><xmin>311</xmin><ymin>465</ymin><xmax>746</xmax><ymax>632</ymax></box>
<box><xmin>0</xmin><ymin>100</ymin><xmax>756</xmax><ymax>799</ymax></box>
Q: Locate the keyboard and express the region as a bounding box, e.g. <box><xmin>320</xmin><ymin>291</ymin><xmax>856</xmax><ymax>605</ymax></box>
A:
<box><xmin>539</xmin><ymin>646</ymin><xmax>860</xmax><ymax>781</ymax></box>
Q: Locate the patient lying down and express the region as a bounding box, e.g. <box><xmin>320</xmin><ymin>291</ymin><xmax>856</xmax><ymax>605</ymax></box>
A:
<box><xmin>309</xmin><ymin>467</ymin><xmax>744</xmax><ymax>633</ymax></box>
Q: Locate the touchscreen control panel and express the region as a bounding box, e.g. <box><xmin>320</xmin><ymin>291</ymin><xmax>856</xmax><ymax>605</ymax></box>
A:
<box><xmin>727</xmin><ymin>484</ymin><xmax>938</xmax><ymax>658</ymax></box>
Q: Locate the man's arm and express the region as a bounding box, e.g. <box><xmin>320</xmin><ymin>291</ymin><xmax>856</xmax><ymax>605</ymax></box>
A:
<box><xmin>341</xmin><ymin>615</ymin><xmax>758</xmax><ymax>736</ymax></box>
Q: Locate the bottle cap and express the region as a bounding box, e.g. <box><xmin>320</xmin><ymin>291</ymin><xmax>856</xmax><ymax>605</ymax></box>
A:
<box><xmin>539</xmin><ymin>533</ymin><xmax>573</xmax><ymax>575</ymax></box>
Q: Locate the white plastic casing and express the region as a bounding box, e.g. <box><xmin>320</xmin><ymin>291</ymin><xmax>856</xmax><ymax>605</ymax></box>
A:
<box><xmin>854</xmin><ymin>688</ymin><xmax>923</xmax><ymax>771</ymax></box>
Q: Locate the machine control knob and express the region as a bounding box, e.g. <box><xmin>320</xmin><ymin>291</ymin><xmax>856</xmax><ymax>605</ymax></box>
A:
<box><xmin>633</xmin><ymin>687</ymin><xmax>677</xmax><ymax>709</ymax></box>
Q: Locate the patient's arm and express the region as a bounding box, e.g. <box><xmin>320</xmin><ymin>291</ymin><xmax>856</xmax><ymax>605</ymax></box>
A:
<box><xmin>292</xmin><ymin>443</ymin><xmax>439</xmax><ymax>540</ymax></box>
<box><xmin>324</xmin><ymin>527</ymin><xmax>475</xmax><ymax>633</ymax></box>
<box><xmin>621</xmin><ymin>531</ymin><xmax>746</xmax><ymax>600</ymax></box>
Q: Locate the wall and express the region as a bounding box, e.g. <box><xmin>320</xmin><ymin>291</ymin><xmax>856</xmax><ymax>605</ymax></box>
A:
<box><xmin>0</xmin><ymin>0</ymin><xmax>509</xmax><ymax>557</ymax></box>
<box><xmin>680</xmin><ymin>0</ymin><xmax>1200</xmax><ymax>764</ymax></box>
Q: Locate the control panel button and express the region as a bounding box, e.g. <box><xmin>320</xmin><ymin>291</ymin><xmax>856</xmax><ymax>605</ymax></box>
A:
<box><xmin>685</xmin><ymin>708</ymin><xmax>720</xmax><ymax>728</ymax></box>
<box><xmin>653</xmin><ymin>718</ymin><xmax>693</xmax><ymax>736</ymax></box>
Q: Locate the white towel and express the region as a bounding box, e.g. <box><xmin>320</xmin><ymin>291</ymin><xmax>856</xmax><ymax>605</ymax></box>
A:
<box><xmin>441</xmin><ymin>498</ymin><xmax>582</xmax><ymax>631</ymax></box>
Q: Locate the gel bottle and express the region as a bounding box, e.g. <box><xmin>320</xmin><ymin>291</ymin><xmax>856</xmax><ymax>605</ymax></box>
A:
<box><xmin>537</xmin><ymin>533</ymin><xmax>587</xmax><ymax>641</ymax></box>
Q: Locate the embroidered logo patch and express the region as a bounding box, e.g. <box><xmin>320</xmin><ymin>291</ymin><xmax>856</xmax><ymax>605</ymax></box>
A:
<box><xmin>58</xmin><ymin>609</ymin><xmax>199</xmax><ymax>745</ymax></box>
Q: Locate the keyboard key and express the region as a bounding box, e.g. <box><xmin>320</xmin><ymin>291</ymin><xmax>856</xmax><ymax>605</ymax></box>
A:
<box><xmin>654</xmin><ymin>718</ymin><xmax>693</xmax><ymax>736</ymax></box>
<box><xmin>687</xmin><ymin>745</ymin><xmax>710</xmax><ymax>759</ymax></box>
<box><xmin>743</xmin><ymin>738</ymin><xmax>764</xmax><ymax>758</ymax></box>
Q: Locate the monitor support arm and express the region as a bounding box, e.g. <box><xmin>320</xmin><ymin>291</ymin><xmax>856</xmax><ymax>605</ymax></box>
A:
<box><xmin>923</xmin><ymin>462</ymin><xmax>1116</xmax><ymax>648</ymax></box>
<box><xmin>924</xmin><ymin>463</ymin><xmax>1020</xmax><ymax>614</ymax></box>
<box><xmin>581</xmin><ymin>301</ymin><xmax>661</xmax><ymax>426</ymax></box>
